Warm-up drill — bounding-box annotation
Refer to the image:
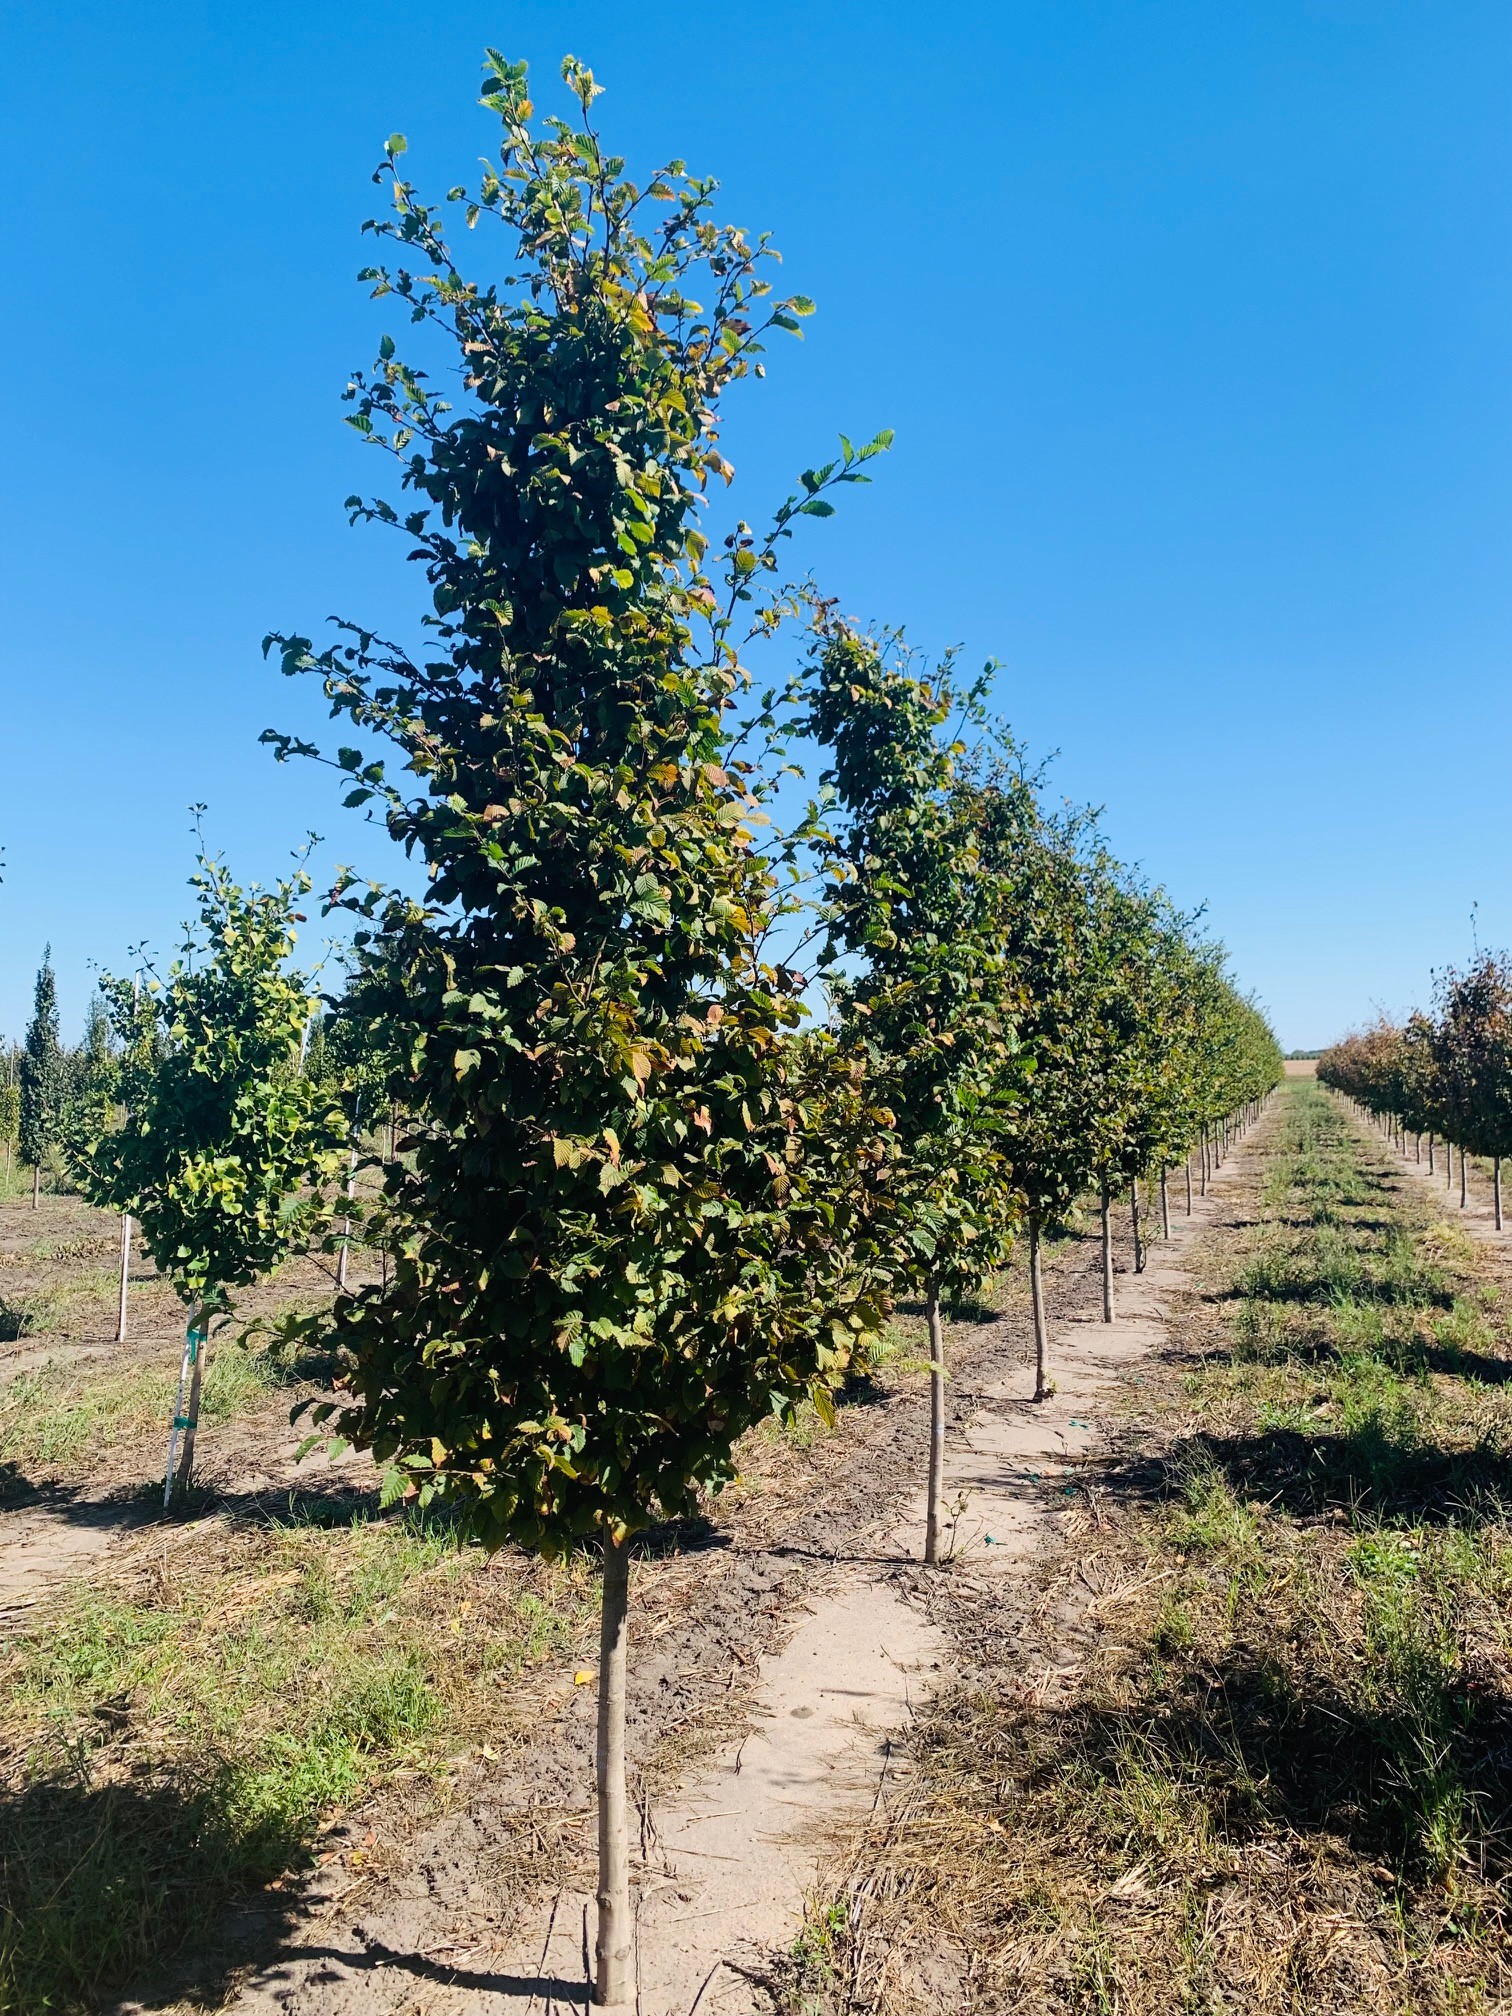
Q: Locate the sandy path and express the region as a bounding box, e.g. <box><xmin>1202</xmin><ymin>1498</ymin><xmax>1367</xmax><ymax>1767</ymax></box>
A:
<box><xmin>198</xmin><ymin>1125</ymin><xmax>1269</xmax><ymax>2016</ymax></box>
<box><xmin>1342</xmin><ymin>1105</ymin><xmax>1512</xmax><ymax>1253</ymax></box>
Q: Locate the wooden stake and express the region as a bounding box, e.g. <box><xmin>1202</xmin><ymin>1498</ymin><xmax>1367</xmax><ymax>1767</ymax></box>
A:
<box><xmin>1100</xmin><ymin>1178</ymin><xmax>1115</xmax><ymax>1323</ymax></box>
<box><xmin>924</xmin><ymin>1291</ymin><xmax>946</xmax><ymax>1563</ymax></box>
<box><xmin>115</xmin><ymin>1213</ymin><xmax>131</xmax><ymax>1344</ymax></box>
<box><xmin>164</xmin><ymin>1303</ymin><xmax>208</xmax><ymax>1507</ymax></box>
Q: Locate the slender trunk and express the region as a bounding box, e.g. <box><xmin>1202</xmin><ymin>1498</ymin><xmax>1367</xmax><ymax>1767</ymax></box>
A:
<box><xmin>1415</xmin><ymin>1133</ymin><xmax>1421</xmax><ymax>1164</ymax></box>
<box><xmin>335</xmin><ymin>1142</ymin><xmax>358</xmax><ymax>1293</ymax></box>
<box><xmin>1029</xmin><ymin>1220</ymin><xmax>1050</xmax><ymax>1402</ymax></box>
<box><xmin>1460</xmin><ymin>1145</ymin><xmax>1468</xmax><ymax>1210</ymax></box>
<box><xmin>1185</xmin><ymin>1157</ymin><xmax>1193</xmax><ymax>1215</ymax></box>
<box><xmin>1496</xmin><ymin>1156</ymin><xmax>1503</xmax><ymax>1233</ymax></box>
<box><xmin>337</xmin><ymin>1095</ymin><xmax>362</xmax><ymax>1295</ymax></box>
<box><xmin>1100</xmin><ymin>1179</ymin><xmax>1115</xmax><ymax>1323</ymax></box>
<box><xmin>31</xmin><ymin>1164</ymin><xmax>39</xmax><ymax>1210</ymax></box>
<box><xmin>115</xmin><ymin>1213</ymin><xmax>131</xmax><ymax>1344</ymax></box>
<box><xmin>386</xmin><ymin>1100</ymin><xmax>397</xmax><ymax>1165</ymax></box>
<box><xmin>594</xmin><ymin>1536</ymin><xmax>632</xmax><ymax>2011</ymax></box>
<box><xmin>924</xmin><ymin>1291</ymin><xmax>947</xmax><ymax>1564</ymax></box>
<box><xmin>1429</xmin><ymin>1134</ymin><xmax>1436</xmax><ymax>1174</ymax></box>
<box><xmin>164</xmin><ymin>1303</ymin><xmax>209</xmax><ymax>1506</ymax></box>
<box><xmin>1130</xmin><ymin>1180</ymin><xmax>1145</xmax><ymax>1274</ymax></box>
<box><xmin>1200</xmin><ymin>1131</ymin><xmax>1209</xmax><ymax>1198</ymax></box>
<box><xmin>1160</xmin><ymin>1165</ymin><xmax>1171</xmax><ymax>1240</ymax></box>
<box><xmin>1447</xmin><ymin>1140</ymin><xmax>1454</xmax><ymax>1189</ymax></box>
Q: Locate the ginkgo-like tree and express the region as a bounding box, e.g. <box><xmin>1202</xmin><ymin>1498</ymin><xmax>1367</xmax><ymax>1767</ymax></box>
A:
<box><xmin>80</xmin><ymin>846</ymin><xmax>346</xmax><ymax>1500</ymax></box>
<box><xmin>264</xmin><ymin>56</ymin><xmax>888</xmax><ymax>2011</ymax></box>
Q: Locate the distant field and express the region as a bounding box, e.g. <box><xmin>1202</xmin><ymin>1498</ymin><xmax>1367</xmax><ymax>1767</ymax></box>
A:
<box><xmin>1283</xmin><ymin>1056</ymin><xmax>1318</xmax><ymax>1076</ymax></box>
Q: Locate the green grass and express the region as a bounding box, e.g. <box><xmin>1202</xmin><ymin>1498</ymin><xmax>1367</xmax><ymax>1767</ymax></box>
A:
<box><xmin>0</xmin><ymin>1333</ymin><xmax>284</xmax><ymax>1470</ymax></box>
<box><xmin>800</xmin><ymin>1080</ymin><xmax>1512</xmax><ymax>2015</ymax></box>
<box><xmin>0</xmin><ymin>1507</ymin><xmax>594</xmax><ymax>2016</ymax></box>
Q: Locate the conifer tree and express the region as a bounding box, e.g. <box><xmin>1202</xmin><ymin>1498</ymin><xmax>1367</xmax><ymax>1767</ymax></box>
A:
<box><xmin>20</xmin><ymin>949</ymin><xmax>66</xmax><ymax>1210</ymax></box>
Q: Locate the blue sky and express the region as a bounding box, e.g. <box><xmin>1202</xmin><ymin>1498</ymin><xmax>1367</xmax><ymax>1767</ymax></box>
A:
<box><xmin>1</xmin><ymin>0</ymin><xmax>1507</xmax><ymax>1050</ymax></box>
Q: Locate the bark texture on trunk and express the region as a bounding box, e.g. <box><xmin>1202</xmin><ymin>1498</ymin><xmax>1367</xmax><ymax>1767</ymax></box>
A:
<box><xmin>1100</xmin><ymin>1180</ymin><xmax>1115</xmax><ymax>1323</ymax></box>
<box><xmin>1029</xmin><ymin>1222</ymin><xmax>1049</xmax><ymax>1402</ymax></box>
<box><xmin>1130</xmin><ymin>1180</ymin><xmax>1145</xmax><ymax>1274</ymax></box>
<box><xmin>924</xmin><ymin>1291</ymin><xmax>946</xmax><ymax>1563</ymax></box>
<box><xmin>594</xmin><ymin>1536</ymin><xmax>632</xmax><ymax>2012</ymax></box>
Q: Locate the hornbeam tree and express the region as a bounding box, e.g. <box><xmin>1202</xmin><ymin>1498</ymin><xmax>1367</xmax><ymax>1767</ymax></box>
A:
<box><xmin>807</xmin><ymin>620</ymin><xmax>1024</xmax><ymax>1561</ymax></box>
<box><xmin>264</xmin><ymin>57</ymin><xmax>887</xmax><ymax>2012</ymax></box>
<box><xmin>1433</xmin><ymin>955</ymin><xmax>1512</xmax><ymax>1228</ymax></box>
<box><xmin>974</xmin><ymin>793</ymin><xmax>1105</xmax><ymax>1400</ymax></box>
<box><xmin>1076</xmin><ymin>861</ymin><xmax>1173</xmax><ymax>1324</ymax></box>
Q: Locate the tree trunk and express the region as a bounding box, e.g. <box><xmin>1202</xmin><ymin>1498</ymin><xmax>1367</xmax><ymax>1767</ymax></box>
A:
<box><xmin>1160</xmin><ymin>1166</ymin><xmax>1171</xmax><ymax>1240</ymax></box>
<box><xmin>1415</xmin><ymin>1133</ymin><xmax>1421</xmax><ymax>1164</ymax></box>
<box><xmin>1100</xmin><ymin>1179</ymin><xmax>1115</xmax><ymax>1323</ymax></box>
<box><xmin>1130</xmin><ymin>1180</ymin><xmax>1145</xmax><ymax>1274</ymax></box>
<box><xmin>1185</xmin><ymin>1157</ymin><xmax>1193</xmax><ymax>1215</ymax></box>
<box><xmin>924</xmin><ymin>1290</ymin><xmax>947</xmax><ymax>1564</ymax></box>
<box><xmin>115</xmin><ymin>1213</ymin><xmax>131</xmax><ymax>1344</ymax></box>
<box><xmin>1029</xmin><ymin>1220</ymin><xmax>1050</xmax><ymax>1402</ymax></box>
<box><xmin>336</xmin><ymin>1143</ymin><xmax>358</xmax><ymax>1293</ymax></box>
<box><xmin>164</xmin><ymin>1303</ymin><xmax>209</xmax><ymax>1507</ymax></box>
<box><xmin>594</xmin><ymin>1535</ymin><xmax>633</xmax><ymax>2012</ymax></box>
<box><xmin>1496</xmin><ymin>1156</ymin><xmax>1503</xmax><ymax>1233</ymax></box>
<box><xmin>1200</xmin><ymin>1132</ymin><xmax>1209</xmax><ymax>1198</ymax></box>
<box><xmin>1429</xmin><ymin>1134</ymin><xmax>1435</xmax><ymax>1174</ymax></box>
<box><xmin>1460</xmin><ymin>1146</ymin><xmax>1468</xmax><ymax>1210</ymax></box>
<box><xmin>31</xmin><ymin>1164</ymin><xmax>39</xmax><ymax>1210</ymax></box>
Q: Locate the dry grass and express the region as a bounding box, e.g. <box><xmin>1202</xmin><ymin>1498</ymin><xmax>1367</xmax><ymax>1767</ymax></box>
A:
<box><xmin>793</xmin><ymin>1082</ymin><xmax>1512</xmax><ymax>2015</ymax></box>
<box><xmin>0</xmin><ymin>1505</ymin><xmax>597</xmax><ymax>2016</ymax></box>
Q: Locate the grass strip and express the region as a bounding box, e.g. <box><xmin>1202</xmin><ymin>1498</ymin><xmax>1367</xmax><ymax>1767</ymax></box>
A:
<box><xmin>794</xmin><ymin>1080</ymin><xmax>1512</xmax><ymax>2015</ymax></box>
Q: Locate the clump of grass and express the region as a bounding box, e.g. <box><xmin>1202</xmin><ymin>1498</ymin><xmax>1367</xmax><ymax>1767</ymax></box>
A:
<box><xmin>0</xmin><ymin>1507</ymin><xmax>594</xmax><ymax>2016</ymax></box>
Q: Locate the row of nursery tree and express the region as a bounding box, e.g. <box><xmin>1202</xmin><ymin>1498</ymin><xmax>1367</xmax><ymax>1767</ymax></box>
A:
<box><xmin>1</xmin><ymin>56</ymin><xmax>1281</xmax><ymax>2009</ymax></box>
<box><xmin>1318</xmin><ymin>951</ymin><xmax>1512</xmax><ymax>1228</ymax></box>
